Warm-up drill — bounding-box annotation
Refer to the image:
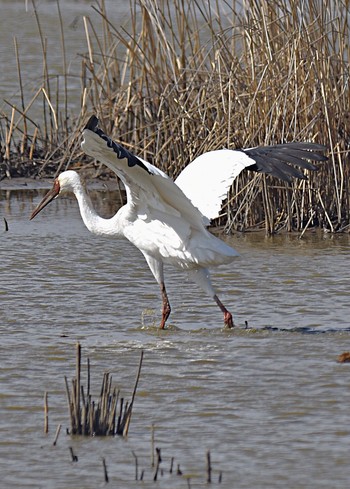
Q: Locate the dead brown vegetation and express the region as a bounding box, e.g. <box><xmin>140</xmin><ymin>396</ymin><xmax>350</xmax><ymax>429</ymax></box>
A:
<box><xmin>1</xmin><ymin>0</ymin><xmax>349</xmax><ymax>233</ymax></box>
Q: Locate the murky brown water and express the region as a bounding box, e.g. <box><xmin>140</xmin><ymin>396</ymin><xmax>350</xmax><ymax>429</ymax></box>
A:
<box><xmin>1</xmin><ymin>187</ymin><xmax>350</xmax><ymax>489</ymax></box>
<box><xmin>2</xmin><ymin>1</ymin><xmax>350</xmax><ymax>487</ymax></box>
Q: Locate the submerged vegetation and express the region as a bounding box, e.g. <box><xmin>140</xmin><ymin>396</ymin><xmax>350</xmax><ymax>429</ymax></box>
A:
<box><xmin>1</xmin><ymin>0</ymin><xmax>349</xmax><ymax>233</ymax></box>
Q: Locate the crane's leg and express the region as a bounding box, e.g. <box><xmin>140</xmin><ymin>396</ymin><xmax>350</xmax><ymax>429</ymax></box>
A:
<box><xmin>188</xmin><ymin>268</ymin><xmax>234</xmax><ymax>328</ymax></box>
<box><xmin>141</xmin><ymin>253</ymin><xmax>171</xmax><ymax>329</ymax></box>
<box><xmin>214</xmin><ymin>294</ymin><xmax>234</xmax><ymax>329</ymax></box>
<box><xmin>160</xmin><ymin>282</ymin><xmax>171</xmax><ymax>329</ymax></box>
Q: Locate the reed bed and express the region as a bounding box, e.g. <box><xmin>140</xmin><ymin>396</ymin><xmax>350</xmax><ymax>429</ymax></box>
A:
<box><xmin>65</xmin><ymin>343</ymin><xmax>143</xmax><ymax>436</ymax></box>
<box><xmin>1</xmin><ymin>0</ymin><xmax>350</xmax><ymax>233</ymax></box>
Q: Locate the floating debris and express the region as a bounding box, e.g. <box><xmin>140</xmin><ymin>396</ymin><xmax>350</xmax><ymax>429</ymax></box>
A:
<box><xmin>337</xmin><ymin>352</ymin><xmax>350</xmax><ymax>363</ymax></box>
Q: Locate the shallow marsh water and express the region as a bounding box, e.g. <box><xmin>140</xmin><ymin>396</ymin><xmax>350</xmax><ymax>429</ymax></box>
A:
<box><xmin>1</xmin><ymin>188</ymin><xmax>350</xmax><ymax>488</ymax></box>
<box><xmin>0</xmin><ymin>0</ymin><xmax>129</xmax><ymax>114</ymax></box>
<box><xmin>1</xmin><ymin>2</ymin><xmax>350</xmax><ymax>486</ymax></box>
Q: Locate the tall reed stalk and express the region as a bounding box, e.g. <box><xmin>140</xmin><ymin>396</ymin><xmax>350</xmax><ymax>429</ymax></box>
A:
<box><xmin>1</xmin><ymin>0</ymin><xmax>349</xmax><ymax>233</ymax></box>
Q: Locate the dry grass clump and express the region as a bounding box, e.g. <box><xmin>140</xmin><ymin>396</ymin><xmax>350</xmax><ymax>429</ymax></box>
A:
<box><xmin>65</xmin><ymin>343</ymin><xmax>143</xmax><ymax>436</ymax></box>
<box><xmin>1</xmin><ymin>0</ymin><xmax>350</xmax><ymax>232</ymax></box>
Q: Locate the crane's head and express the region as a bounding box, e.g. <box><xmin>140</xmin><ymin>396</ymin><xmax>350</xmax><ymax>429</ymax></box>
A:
<box><xmin>30</xmin><ymin>170</ymin><xmax>80</xmax><ymax>220</ymax></box>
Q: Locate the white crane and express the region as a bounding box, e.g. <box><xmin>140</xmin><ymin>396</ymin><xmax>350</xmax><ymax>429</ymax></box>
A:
<box><xmin>30</xmin><ymin>115</ymin><xmax>326</xmax><ymax>329</ymax></box>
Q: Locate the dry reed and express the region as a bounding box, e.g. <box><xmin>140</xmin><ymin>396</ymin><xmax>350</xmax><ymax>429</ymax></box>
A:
<box><xmin>1</xmin><ymin>0</ymin><xmax>349</xmax><ymax>233</ymax></box>
<box><xmin>65</xmin><ymin>342</ymin><xmax>143</xmax><ymax>437</ymax></box>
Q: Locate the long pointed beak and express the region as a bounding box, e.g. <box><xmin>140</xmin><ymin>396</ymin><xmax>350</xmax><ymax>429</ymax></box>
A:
<box><xmin>30</xmin><ymin>179</ymin><xmax>60</xmax><ymax>220</ymax></box>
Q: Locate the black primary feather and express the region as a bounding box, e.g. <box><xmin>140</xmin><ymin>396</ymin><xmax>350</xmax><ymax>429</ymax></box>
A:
<box><xmin>242</xmin><ymin>142</ymin><xmax>327</xmax><ymax>182</ymax></box>
<box><xmin>84</xmin><ymin>115</ymin><xmax>151</xmax><ymax>175</ymax></box>
<box><xmin>85</xmin><ymin>116</ymin><xmax>327</xmax><ymax>182</ymax></box>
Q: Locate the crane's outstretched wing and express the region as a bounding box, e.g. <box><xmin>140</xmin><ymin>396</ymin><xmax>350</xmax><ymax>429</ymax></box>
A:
<box><xmin>175</xmin><ymin>144</ymin><xmax>327</xmax><ymax>221</ymax></box>
<box><xmin>82</xmin><ymin>116</ymin><xmax>210</xmax><ymax>230</ymax></box>
<box><xmin>244</xmin><ymin>143</ymin><xmax>326</xmax><ymax>180</ymax></box>
<box><xmin>175</xmin><ymin>149</ymin><xmax>255</xmax><ymax>222</ymax></box>
<box><xmin>83</xmin><ymin>116</ymin><xmax>326</xmax><ymax>224</ymax></box>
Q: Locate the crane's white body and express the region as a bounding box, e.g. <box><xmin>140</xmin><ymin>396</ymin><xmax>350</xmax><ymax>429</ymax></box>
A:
<box><xmin>31</xmin><ymin>117</ymin><xmax>324</xmax><ymax>328</ymax></box>
<box><xmin>80</xmin><ymin>130</ymin><xmax>242</xmax><ymax>299</ymax></box>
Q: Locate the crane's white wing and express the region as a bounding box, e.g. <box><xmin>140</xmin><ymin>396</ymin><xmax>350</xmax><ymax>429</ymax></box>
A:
<box><xmin>81</xmin><ymin>117</ymin><xmax>237</xmax><ymax>269</ymax></box>
<box><xmin>175</xmin><ymin>150</ymin><xmax>256</xmax><ymax>221</ymax></box>
<box><xmin>81</xmin><ymin>118</ymin><xmax>210</xmax><ymax>231</ymax></box>
<box><xmin>175</xmin><ymin>144</ymin><xmax>326</xmax><ymax>221</ymax></box>
<box><xmin>82</xmin><ymin>116</ymin><xmax>326</xmax><ymax>228</ymax></box>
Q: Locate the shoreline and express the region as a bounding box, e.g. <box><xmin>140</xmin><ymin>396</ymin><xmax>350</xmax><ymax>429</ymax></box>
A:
<box><xmin>0</xmin><ymin>176</ymin><xmax>120</xmax><ymax>192</ymax></box>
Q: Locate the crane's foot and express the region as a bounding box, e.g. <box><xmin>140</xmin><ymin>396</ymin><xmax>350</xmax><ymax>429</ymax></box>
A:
<box><xmin>214</xmin><ymin>294</ymin><xmax>235</xmax><ymax>329</ymax></box>
<box><xmin>159</xmin><ymin>304</ymin><xmax>171</xmax><ymax>329</ymax></box>
<box><xmin>159</xmin><ymin>282</ymin><xmax>171</xmax><ymax>329</ymax></box>
<box><xmin>224</xmin><ymin>311</ymin><xmax>234</xmax><ymax>329</ymax></box>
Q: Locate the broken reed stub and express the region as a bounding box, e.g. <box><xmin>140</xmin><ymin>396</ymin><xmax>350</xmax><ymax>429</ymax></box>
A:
<box><xmin>65</xmin><ymin>342</ymin><xmax>144</xmax><ymax>437</ymax></box>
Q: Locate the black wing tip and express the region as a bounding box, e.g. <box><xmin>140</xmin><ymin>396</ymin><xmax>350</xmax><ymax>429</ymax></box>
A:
<box><xmin>84</xmin><ymin>114</ymin><xmax>99</xmax><ymax>132</ymax></box>
<box><xmin>243</xmin><ymin>141</ymin><xmax>327</xmax><ymax>181</ymax></box>
<box><xmin>83</xmin><ymin>114</ymin><xmax>152</xmax><ymax>175</ymax></box>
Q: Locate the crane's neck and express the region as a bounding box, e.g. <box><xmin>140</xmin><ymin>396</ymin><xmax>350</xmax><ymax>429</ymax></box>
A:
<box><xmin>73</xmin><ymin>182</ymin><xmax>123</xmax><ymax>237</ymax></box>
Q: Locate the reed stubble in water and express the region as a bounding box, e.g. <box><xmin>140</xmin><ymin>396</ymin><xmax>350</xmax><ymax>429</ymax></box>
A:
<box><xmin>43</xmin><ymin>391</ymin><xmax>49</xmax><ymax>434</ymax></box>
<box><xmin>64</xmin><ymin>343</ymin><xmax>143</xmax><ymax>437</ymax></box>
